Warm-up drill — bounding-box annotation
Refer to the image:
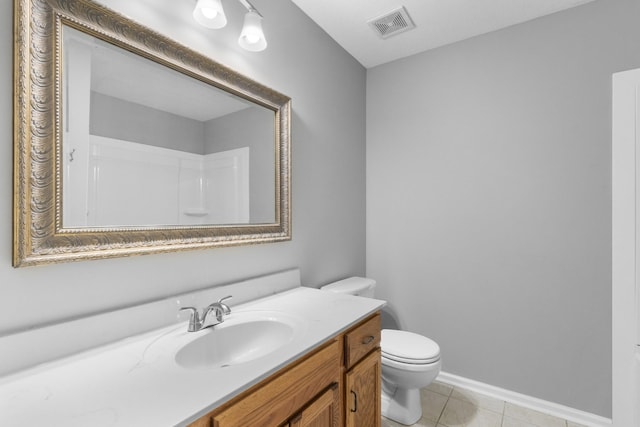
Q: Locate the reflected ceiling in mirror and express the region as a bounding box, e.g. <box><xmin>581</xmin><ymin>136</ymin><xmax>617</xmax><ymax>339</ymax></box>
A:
<box><xmin>13</xmin><ymin>0</ymin><xmax>291</xmax><ymax>267</ymax></box>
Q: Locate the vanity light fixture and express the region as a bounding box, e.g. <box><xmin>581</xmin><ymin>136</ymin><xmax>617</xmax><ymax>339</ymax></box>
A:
<box><xmin>238</xmin><ymin>9</ymin><xmax>267</xmax><ymax>51</ymax></box>
<box><xmin>193</xmin><ymin>0</ymin><xmax>227</xmax><ymax>29</ymax></box>
<box><xmin>193</xmin><ymin>0</ymin><xmax>267</xmax><ymax>52</ymax></box>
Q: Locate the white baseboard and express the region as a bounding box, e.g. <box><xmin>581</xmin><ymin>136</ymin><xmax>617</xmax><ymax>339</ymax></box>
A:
<box><xmin>437</xmin><ymin>372</ymin><xmax>612</xmax><ymax>427</ymax></box>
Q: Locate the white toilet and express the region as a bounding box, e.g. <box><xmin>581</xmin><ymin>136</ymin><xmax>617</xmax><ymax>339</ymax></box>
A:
<box><xmin>321</xmin><ymin>277</ymin><xmax>441</xmax><ymax>426</ymax></box>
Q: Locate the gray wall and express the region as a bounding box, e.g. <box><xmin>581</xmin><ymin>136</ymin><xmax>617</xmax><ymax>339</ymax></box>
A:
<box><xmin>90</xmin><ymin>92</ymin><xmax>206</xmax><ymax>154</ymax></box>
<box><xmin>0</xmin><ymin>0</ymin><xmax>366</xmax><ymax>340</ymax></box>
<box><xmin>205</xmin><ymin>107</ymin><xmax>275</xmax><ymax>222</ymax></box>
<box><xmin>367</xmin><ymin>0</ymin><xmax>640</xmax><ymax>417</ymax></box>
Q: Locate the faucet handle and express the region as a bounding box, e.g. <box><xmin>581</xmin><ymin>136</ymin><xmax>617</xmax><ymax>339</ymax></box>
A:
<box><xmin>217</xmin><ymin>295</ymin><xmax>233</xmax><ymax>314</ymax></box>
<box><xmin>179</xmin><ymin>306</ymin><xmax>202</xmax><ymax>332</ymax></box>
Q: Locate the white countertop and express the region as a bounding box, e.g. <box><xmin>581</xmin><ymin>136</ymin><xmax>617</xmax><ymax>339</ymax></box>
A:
<box><xmin>0</xmin><ymin>287</ymin><xmax>385</xmax><ymax>426</ymax></box>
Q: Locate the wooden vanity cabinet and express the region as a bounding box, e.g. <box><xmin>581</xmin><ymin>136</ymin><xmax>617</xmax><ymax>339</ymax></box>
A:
<box><xmin>343</xmin><ymin>313</ymin><xmax>382</xmax><ymax>427</ymax></box>
<box><xmin>188</xmin><ymin>312</ymin><xmax>381</xmax><ymax>427</ymax></box>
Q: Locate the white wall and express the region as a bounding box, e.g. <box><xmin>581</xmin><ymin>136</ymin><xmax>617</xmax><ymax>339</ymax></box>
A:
<box><xmin>0</xmin><ymin>0</ymin><xmax>365</xmax><ymax>342</ymax></box>
<box><xmin>367</xmin><ymin>0</ymin><xmax>640</xmax><ymax>418</ymax></box>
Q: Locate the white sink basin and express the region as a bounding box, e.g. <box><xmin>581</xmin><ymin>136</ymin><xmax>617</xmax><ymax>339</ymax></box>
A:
<box><xmin>145</xmin><ymin>311</ymin><xmax>306</xmax><ymax>370</ymax></box>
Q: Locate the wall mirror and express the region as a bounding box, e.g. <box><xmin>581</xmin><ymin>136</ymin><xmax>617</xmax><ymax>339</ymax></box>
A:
<box><xmin>13</xmin><ymin>0</ymin><xmax>291</xmax><ymax>267</ymax></box>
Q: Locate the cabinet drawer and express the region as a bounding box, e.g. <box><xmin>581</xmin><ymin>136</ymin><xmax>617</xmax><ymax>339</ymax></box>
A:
<box><xmin>212</xmin><ymin>339</ymin><xmax>341</xmax><ymax>427</ymax></box>
<box><xmin>344</xmin><ymin>313</ymin><xmax>380</xmax><ymax>369</ymax></box>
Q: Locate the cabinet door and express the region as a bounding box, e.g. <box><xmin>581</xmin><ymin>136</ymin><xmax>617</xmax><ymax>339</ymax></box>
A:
<box><xmin>345</xmin><ymin>349</ymin><xmax>381</xmax><ymax>427</ymax></box>
<box><xmin>290</xmin><ymin>383</ymin><xmax>340</xmax><ymax>427</ymax></box>
<box><xmin>188</xmin><ymin>416</ymin><xmax>212</xmax><ymax>427</ymax></box>
<box><xmin>213</xmin><ymin>340</ymin><xmax>340</xmax><ymax>427</ymax></box>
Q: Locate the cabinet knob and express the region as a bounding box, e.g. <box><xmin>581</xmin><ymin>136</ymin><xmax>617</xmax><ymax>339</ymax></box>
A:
<box><xmin>350</xmin><ymin>390</ymin><xmax>358</xmax><ymax>413</ymax></box>
<box><xmin>362</xmin><ymin>335</ymin><xmax>375</xmax><ymax>345</ymax></box>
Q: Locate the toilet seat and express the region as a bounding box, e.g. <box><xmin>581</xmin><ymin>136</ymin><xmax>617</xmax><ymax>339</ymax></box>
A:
<box><xmin>381</xmin><ymin>329</ymin><xmax>440</xmax><ymax>365</ymax></box>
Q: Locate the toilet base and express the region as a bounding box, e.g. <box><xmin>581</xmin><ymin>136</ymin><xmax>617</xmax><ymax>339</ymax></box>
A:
<box><xmin>381</xmin><ymin>384</ymin><xmax>422</xmax><ymax>426</ymax></box>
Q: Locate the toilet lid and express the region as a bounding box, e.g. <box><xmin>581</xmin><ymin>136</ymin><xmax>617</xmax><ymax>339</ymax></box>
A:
<box><xmin>320</xmin><ymin>277</ymin><xmax>376</xmax><ymax>294</ymax></box>
<box><xmin>381</xmin><ymin>329</ymin><xmax>440</xmax><ymax>364</ymax></box>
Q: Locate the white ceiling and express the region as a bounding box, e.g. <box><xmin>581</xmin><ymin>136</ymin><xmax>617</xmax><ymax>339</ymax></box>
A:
<box><xmin>89</xmin><ymin>40</ymin><xmax>251</xmax><ymax>121</ymax></box>
<box><xmin>291</xmin><ymin>0</ymin><xmax>597</xmax><ymax>68</ymax></box>
<box><xmin>65</xmin><ymin>26</ymin><xmax>251</xmax><ymax>122</ymax></box>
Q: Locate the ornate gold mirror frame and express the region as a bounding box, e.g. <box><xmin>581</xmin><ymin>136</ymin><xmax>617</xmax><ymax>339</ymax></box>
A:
<box><xmin>13</xmin><ymin>0</ymin><xmax>291</xmax><ymax>267</ymax></box>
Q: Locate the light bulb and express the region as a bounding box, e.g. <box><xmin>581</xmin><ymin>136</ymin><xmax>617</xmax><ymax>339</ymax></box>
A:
<box><xmin>201</xmin><ymin>8</ymin><xmax>218</xmax><ymax>19</ymax></box>
<box><xmin>238</xmin><ymin>11</ymin><xmax>267</xmax><ymax>52</ymax></box>
<box><xmin>243</xmin><ymin>31</ymin><xmax>260</xmax><ymax>44</ymax></box>
<box><xmin>193</xmin><ymin>0</ymin><xmax>227</xmax><ymax>29</ymax></box>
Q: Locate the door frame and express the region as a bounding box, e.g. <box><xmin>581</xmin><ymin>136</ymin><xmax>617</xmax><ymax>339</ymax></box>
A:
<box><xmin>612</xmin><ymin>67</ymin><xmax>640</xmax><ymax>427</ymax></box>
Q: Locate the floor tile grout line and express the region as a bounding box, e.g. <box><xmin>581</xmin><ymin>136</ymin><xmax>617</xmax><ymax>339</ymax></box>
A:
<box><xmin>436</xmin><ymin>384</ymin><xmax>457</xmax><ymax>427</ymax></box>
<box><xmin>435</xmin><ymin>392</ymin><xmax>450</xmax><ymax>426</ymax></box>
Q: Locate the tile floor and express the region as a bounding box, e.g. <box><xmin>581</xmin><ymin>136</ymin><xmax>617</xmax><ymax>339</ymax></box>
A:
<box><xmin>381</xmin><ymin>381</ymin><xmax>587</xmax><ymax>427</ymax></box>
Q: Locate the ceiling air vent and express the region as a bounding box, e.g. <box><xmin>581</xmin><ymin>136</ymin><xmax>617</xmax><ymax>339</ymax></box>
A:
<box><xmin>367</xmin><ymin>6</ymin><xmax>415</xmax><ymax>39</ymax></box>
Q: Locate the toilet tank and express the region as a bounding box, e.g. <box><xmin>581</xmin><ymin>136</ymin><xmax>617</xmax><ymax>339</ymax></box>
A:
<box><xmin>320</xmin><ymin>277</ymin><xmax>376</xmax><ymax>297</ymax></box>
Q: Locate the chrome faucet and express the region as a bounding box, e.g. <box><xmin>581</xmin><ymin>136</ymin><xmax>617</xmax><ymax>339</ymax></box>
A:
<box><xmin>179</xmin><ymin>296</ymin><xmax>232</xmax><ymax>332</ymax></box>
